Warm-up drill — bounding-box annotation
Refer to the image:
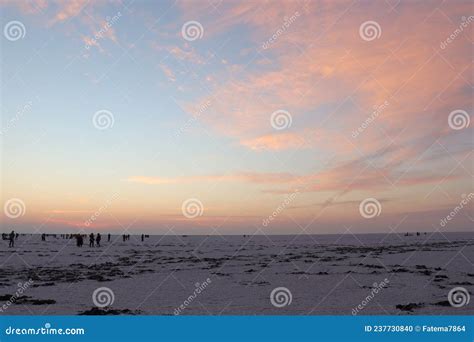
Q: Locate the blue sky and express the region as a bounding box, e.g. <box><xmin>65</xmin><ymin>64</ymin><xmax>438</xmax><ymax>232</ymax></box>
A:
<box><xmin>1</xmin><ymin>0</ymin><xmax>473</xmax><ymax>234</ymax></box>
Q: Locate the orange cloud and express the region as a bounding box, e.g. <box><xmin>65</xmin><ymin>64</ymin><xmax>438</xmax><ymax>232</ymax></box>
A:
<box><xmin>127</xmin><ymin>142</ymin><xmax>466</xmax><ymax>196</ymax></box>
<box><xmin>160</xmin><ymin>64</ymin><xmax>177</xmax><ymax>82</ymax></box>
<box><xmin>181</xmin><ymin>0</ymin><xmax>472</xmax><ymax>166</ymax></box>
<box><xmin>0</xmin><ymin>0</ymin><xmax>47</xmax><ymax>13</ymax></box>
<box><xmin>126</xmin><ymin>172</ymin><xmax>299</xmax><ymax>185</ymax></box>
<box><xmin>52</xmin><ymin>0</ymin><xmax>89</xmax><ymax>23</ymax></box>
<box><xmin>2</xmin><ymin>0</ymin><xmax>121</xmax><ymax>50</ymax></box>
<box><xmin>240</xmin><ymin>133</ymin><xmax>308</xmax><ymax>150</ymax></box>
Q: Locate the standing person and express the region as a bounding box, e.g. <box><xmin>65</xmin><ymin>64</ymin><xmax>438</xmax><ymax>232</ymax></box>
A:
<box><xmin>96</xmin><ymin>233</ymin><xmax>101</xmax><ymax>247</ymax></box>
<box><xmin>89</xmin><ymin>233</ymin><xmax>95</xmax><ymax>247</ymax></box>
<box><xmin>141</xmin><ymin>234</ymin><xmax>144</xmax><ymax>242</ymax></box>
<box><xmin>108</xmin><ymin>233</ymin><xmax>111</xmax><ymax>242</ymax></box>
<box><xmin>9</xmin><ymin>231</ymin><xmax>15</xmax><ymax>248</ymax></box>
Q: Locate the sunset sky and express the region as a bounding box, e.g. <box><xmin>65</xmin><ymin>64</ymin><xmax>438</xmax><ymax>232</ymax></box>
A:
<box><xmin>1</xmin><ymin>0</ymin><xmax>473</xmax><ymax>234</ymax></box>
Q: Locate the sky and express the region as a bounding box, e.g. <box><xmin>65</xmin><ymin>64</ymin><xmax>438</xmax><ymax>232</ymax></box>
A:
<box><xmin>1</xmin><ymin>0</ymin><xmax>473</xmax><ymax>235</ymax></box>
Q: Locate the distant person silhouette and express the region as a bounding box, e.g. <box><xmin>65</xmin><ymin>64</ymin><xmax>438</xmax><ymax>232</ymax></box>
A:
<box><xmin>8</xmin><ymin>231</ymin><xmax>15</xmax><ymax>248</ymax></box>
<box><xmin>41</xmin><ymin>233</ymin><xmax>46</xmax><ymax>241</ymax></box>
<box><xmin>89</xmin><ymin>233</ymin><xmax>95</xmax><ymax>247</ymax></box>
<box><xmin>141</xmin><ymin>234</ymin><xmax>144</xmax><ymax>242</ymax></box>
<box><xmin>108</xmin><ymin>233</ymin><xmax>111</xmax><ymax>242</ymax></box>
<box><xmin>76</xmin><ymin>234</ymin><xmax>83</xmax><ymax>247</ymax></box>
<box><xmin>96</xmin><ymin>233</ymin><xmax>101</xmax><ymax>247</ymax></box>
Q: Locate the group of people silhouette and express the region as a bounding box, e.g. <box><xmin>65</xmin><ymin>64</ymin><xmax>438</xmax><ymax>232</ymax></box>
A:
<box><xmin>74</xmin><ymin>233</ymin><xmax>114</xmax><ymax>247</ymax></box>
<box><xmin>4</xmin><ymin>231</ymin><xmax>149</xmax><ymax>248</ymax></box>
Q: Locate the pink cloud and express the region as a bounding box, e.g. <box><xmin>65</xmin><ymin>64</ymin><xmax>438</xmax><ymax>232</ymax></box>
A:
<box><xmin>240</xmin><ymin>133</ymin><xmax>308</xmax><ymax>151</ymax></box>
<box><xmin>179</xmin><ymin>0</ymin><xmax>472</xmax><ymax>166</ymax></box>
<box><xmin>160</xmin><ymin>64</ymin><xmax>177</xmax><ymax>82</ymax></box>
<box><xmin>0</xmin><ymin>0</ymin><xmax>47</xmax><ymax>13</ymax></box>
<box><xmin>126</xmin><ymin>172</ymin><xmax>298</xmax><ymax>185</ymax></box>
<box><xmin>51</xmin><ymin>0</ymin><xmax>89</xmax><ymax>23</ymax></box>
